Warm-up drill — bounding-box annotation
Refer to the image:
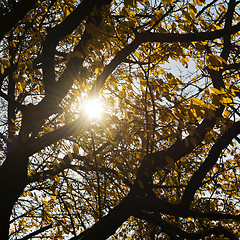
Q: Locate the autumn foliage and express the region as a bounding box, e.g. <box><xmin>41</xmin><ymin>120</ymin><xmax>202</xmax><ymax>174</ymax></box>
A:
<box><xmin>1</xmin><ymin>0</ymin><xmax>240</xmax><ymax>239</ymax></box>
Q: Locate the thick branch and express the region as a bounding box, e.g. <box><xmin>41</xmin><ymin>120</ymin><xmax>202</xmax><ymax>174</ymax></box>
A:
<box><xmin>90</xmin><ymin>23</ymin><xmax>240</xmax><ymax>95</ymax></box>
<box><xmin>132</xmin><ymin>197</ymin><xmax>240</xmax><ymax>221</ymax></box>
<box><xmin>220</xmin><ymin>0</ymin><xmax>236</xmax><ymax>60</ymax></box>
<box><xmin>26</xmin><ymin>1</ymin><xmax>111</xmax><ymax>138</ymax></box>
<box><xmin>140</xmin><ymin>23</ymin><xmax>240</xmax><ymax>43</ymax></box>
<box><xmin>69</xmin><ymin>199</ymin><xmax>132</xmax><ymax>240</ymax></box>
<box><xmin>134</xmin><ymin>211</ymin><xmax>238</xmax><ymax>240</ymax></box>
<box><xmin>181</xmin><ymin>121</ymin><xmax>240</xmax><ymax>208</ymax></box>
<box><xmin>41</xmin><ymin>0</ymin><xmax>112</xmax><ymax>95</ymax></box>
<box><xmin>26</xmin><ymin>115</ymin><xmax>88</xmax><ymax>156</ymax></box>
<box><xmin>0</xmin><ymin>0</ymin><xmax>38</xmax><ymax>40</ymax></box>
<box><xmin>223</xmin><ymin>62</ymin><xmax>240</xmax><ymax>70</ymax></box>
<box><xmin>69</xmin><ymin>195</ymin><xmax>240</xmax><ymax>240</ymax></box>
<box><xmin>130</xmin><ymin>113</ymin><xmax>219</xmax><ymax>196</ymax></box>
<box><xmin>26</xmin><ymin>21</ymin><xmax>239</xmax><ymax>165</ymax></box>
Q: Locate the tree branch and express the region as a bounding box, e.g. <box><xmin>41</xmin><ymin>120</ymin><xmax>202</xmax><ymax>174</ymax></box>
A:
<box><xmin>220</xmin><ymin>0</ymin><xmax>236</xmax><ymax>60</ymax></box>
<box><xmin>223</xmin><ymin>62</ymin><xmax>240</xmax><ymax>70</ymax></box>
<box><xmin>69</xmin><ymin>199</ymin><xmax>132</xmax><ymax>240</ymax></box>
<box><xmin>24</xmin><ymin>1</ymin><xmax>112</xmax><ymax>139</ymax></box>
<box><xmin>90</xmin><ymin>23</ymin><xmax>240</xmax><ymax>96</ymax></box>
<box><xmin>28</xmin><ymin>131</ymin><xmax>122</xmax><ymax>183</ymax></box>
<box><xmin>26</xmin><ymin>20</ymin><xmax>239</xmax><ymax>173</ymax></box>
<box><xmin>69</xmin><ymin>195</ymin><xmax>240</xmax><ymax>240</ymax></box>
<box><xmin>0</xmin><ymin>90</ymin><xmax>25</xmax><ymax>111</ymax></box>
<box><xmin>132</xmin><ymin>196</ymin><xmax>240</xmax><ymax>221</ymax></box>
<box><xmin>134</xmin><ymin>211</ymin><xmax>238</xmax><ymax>240</ymax></box>
<box><xmin>41</xmin><ymin>0</ymin><xmax>112</xmax><ymax>96</ymax></box>
<box><xmin>196</xmin><ymin>0</ymin><xmax>219</xmax><ymax>18</ymax></box>
<box><xmin>181</xmin><ymin>121</ymin><xmax>240</xmax><ymax>208</ymax></box>
<box><xmin>0</xmin><ymin>0</ymin><xmax>39</xmax><ymax>40</ymax></box>
<box><xmin>17</xmin><ymin>224</ymin><xmax>52</xmax><ymax>240</ymax></box>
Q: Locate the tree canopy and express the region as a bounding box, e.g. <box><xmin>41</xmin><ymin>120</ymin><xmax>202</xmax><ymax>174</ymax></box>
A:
<box><xmin>1</xmin><ymin>0</ymin><xmax>240</xmax><ymax>239</ymax></box>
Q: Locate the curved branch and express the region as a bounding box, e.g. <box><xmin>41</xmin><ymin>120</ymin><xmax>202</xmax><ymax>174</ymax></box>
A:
<box><xmin>130</xmin><ymin>112</ymin><xmax>220</xmax><ymax>196</ymax></box>
<box><xmin>196</xmin><ymin>0</ymin><xmax>219</xmax><ymax>18</ymax></box>
<box><xmin>41</xmin><ymin>0</ymin><xmax>112</xmax><ymax>95</ymax></box>
<box><xmin>134</xmin><ymin>211</ymin><xmax>238</xmax><ymax>240</ymax></box>
<box><xmin>176</xmin><ymin>2</ymin><xmax>239</xmax><ymax>208</ymax></box>
<box><xmin>28</xmin><ymin>23</ymin><xmax>240</xmax><ymax>154</ymax></box>
<box><xmin>69</xmin><ymin>195</ymin><xmax>240</xmax><ymax>240</ymax></box>
<box><xmin>181</xmin><ymin>121</ymin><xmax>240</xmax><ymax>208</ymax></box>
<box><xmin>90</xmin><ymin>22</ymin><xmax>240</xmax><ymax>95</ymax></box>
<box><xmin>132</xmin><ymin>196</ymin><xmax>240</xmax><ymax>221</ymax></box>
<box><xmin>26</xmin><ymin>1</ymin><xmax>112</xmax><ymax>138</ymax></box>
<box><xmin>69</xmin><ymin>199</ymin><xmax>132</xmax><ymax>240</ymax></box>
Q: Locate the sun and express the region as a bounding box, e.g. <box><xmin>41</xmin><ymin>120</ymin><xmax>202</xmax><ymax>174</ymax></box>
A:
<box><xmin>83</xmin><ymin>98</ymin><xmax>104</xmax><ymax>119</ymax></box>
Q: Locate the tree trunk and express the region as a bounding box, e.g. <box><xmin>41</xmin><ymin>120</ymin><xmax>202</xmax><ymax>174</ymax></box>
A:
<box><xmin>0</xmin><ymin>149</ymin><xmax>28</xmax><ymax>240</ymax></box>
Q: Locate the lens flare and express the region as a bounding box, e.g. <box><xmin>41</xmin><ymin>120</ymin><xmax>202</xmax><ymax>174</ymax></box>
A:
<box><xmin>83</xmin><ymin>98</ymin><xmax>104</xmax><ymax>119</ymax></box>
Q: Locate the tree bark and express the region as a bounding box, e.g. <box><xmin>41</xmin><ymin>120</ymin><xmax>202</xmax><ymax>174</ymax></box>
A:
<box><xmin>0</xmin><ymin>148</ymin><xmax>28</xmax><ymax>240</ymax></box>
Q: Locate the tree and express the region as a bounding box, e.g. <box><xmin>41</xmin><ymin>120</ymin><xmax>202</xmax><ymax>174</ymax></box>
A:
<box><xmin>1</xmin><ymin>0</ymin><xmax>240</xmax><ymax>239</ymax></box>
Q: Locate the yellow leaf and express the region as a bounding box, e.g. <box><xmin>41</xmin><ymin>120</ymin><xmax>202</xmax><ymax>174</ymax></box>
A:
<box><xmin>220</xmin><ymin>97</ymin><xmax>232</xmax><ymax>105</ymax></box>
<box><xmin>188</xmin><ymin>3</ymin><xmax>197</xmax><ymax>14</ymax></box>
<box><xmin>166</xmin><ymin>0</ymin><xmax>174</xmax><ymax>4</ymax></box>
<box><xmin>210</xmin><ymin>87</ymin><xmax>223</xmax><ymax>95</ymax></box>
<box><xmin>183</xmin><ymin>11</ymin><xmax>194</xmax><ymax>23</ymax></box>
<box><xmin>162</xmin><ymin>0</ymin><xmax>173</xmax><ymax>7</ymax></box>
<box><xmin>67</xmin><ymin>152</ymin><xmax>73</xmax><ymax>161</ymax></box>
<box><xmin>171</xmin><ymin>175</ymin><xmax>179</xmax><ymax>185</ymax></box>
<box><xmin>94</xmin><ymin>68</ymin><xmax>100</xmax><ymax>75</ymax></box>
<box><xmin>206</xmin><ymin>54</ymin><xmax>226</xmax><ymax>69</ymax></box>
<box><xmin>18</xmin><ymin>82</ymin><xmax>24</xmax><ymax>93</ymax></box>
<box><xmin>21</xmin><ymin>79</ymin><xmax>27</xmax><ymax>89</ymax></box>
<box><xmin>191</xmin><ymin>97</ymin><xmax>205</xmax><ymax>106</ymax></box>
<box><xmin>193</xmin><ymin>0</ymin><xmax>203</xmax><ymax>6</ymax></box>
<box><xmin>154</xmin><ymin>10</ymin><xmax>164</xmax><ymax>19</ymax></box>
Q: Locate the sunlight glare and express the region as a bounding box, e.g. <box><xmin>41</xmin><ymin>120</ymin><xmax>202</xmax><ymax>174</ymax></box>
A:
<box><xmin>83</xmin><ymin>98</ymin><xmax>104</xmax><ymax>120</ymax></box>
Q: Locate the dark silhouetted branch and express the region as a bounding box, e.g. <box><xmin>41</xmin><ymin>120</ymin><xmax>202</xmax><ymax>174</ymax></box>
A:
<box><xmin>181</xmin><ymin>121</ymin><xmax>240</xmax><ymax>208</ymax></box>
